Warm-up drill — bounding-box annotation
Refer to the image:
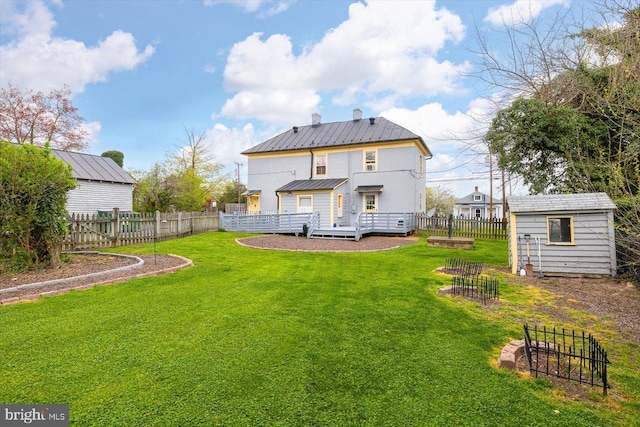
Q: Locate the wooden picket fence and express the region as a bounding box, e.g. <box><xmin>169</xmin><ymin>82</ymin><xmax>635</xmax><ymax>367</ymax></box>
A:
<box><xmin>416</xmin><ymin>214</ymin><xmax>508</xmax><ymax>240</ymax></box>
<box><xmin>62</xmin><ymin>209</ymin><xmax>219</xmax><ymax>251</ymax></box>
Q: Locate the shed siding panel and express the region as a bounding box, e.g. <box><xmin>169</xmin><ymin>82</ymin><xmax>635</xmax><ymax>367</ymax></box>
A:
<box><xmin>513</xmin><ymin>212</ymin><xmax>614</xmax><ymax>275</ymax></box>
<box><xmin>66</xmin><ymin>181</ymin><xmax>133</xmax><ymax>215</ymax></box>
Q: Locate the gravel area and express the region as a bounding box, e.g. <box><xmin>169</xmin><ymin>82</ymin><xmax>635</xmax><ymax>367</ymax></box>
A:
<box><xmin>236</xmin><ymin>234</ymin><xmax>420</xmax><ymax>252</ymax></box>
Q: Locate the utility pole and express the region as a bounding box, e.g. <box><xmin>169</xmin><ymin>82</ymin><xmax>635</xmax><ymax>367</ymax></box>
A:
<box><xmin>234</xmin><ymin>161</ymin><xmax>243</xmax><ymax>205</ymax></box>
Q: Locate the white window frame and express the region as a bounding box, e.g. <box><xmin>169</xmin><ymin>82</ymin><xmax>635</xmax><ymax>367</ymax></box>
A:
<box><xmin>315</xmin><ymin>154</ymin><xmax>327</xmax><ymax>177</ymax></box>
<box><xmin>297</xmin><ymin>195</ymin><xmax>313</xmax><ymax>213</ymax></box>
<box><xmin>363</xmin><ymin>193</ymin><xmax>377</xmax><ymax>212</ymax></box>
<box><xmin>364</xmin><ymin>150</ymin><xmax>377</xmax><ymax>172</ymax></box>
<box><xmin>473</xmin><ymin>195</ymin><xmax>482</xmax><ymax>201</ymax></box>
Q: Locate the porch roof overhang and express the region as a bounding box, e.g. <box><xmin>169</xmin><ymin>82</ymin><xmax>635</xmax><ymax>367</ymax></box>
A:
<box><xmin>243</xmin><ymin>190</ymin><xmax>261</xmax><ymax>196</ymax></box>
<box><xmin>276</xmin><ymin>178</ymin><xmax>348</xmax><ymax>193</ymax></box>
<box><xmin>354</xmin><ymin>185</ymin><xmax>383</xmax><ymax>192</ymax></box>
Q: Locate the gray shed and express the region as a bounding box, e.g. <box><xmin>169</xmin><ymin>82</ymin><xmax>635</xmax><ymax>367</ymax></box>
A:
<box><xmin>507</xmin><ymin>193</ymin><xmax>617</xmax><ymax>276</ymax></box>
<box><xmin>51</xmin><ymin>149</ymin><xmax>136</xmax><ymax>215</ymax></box>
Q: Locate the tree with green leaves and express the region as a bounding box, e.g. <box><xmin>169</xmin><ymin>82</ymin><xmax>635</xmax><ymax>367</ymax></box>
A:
<box><xmin>481</xmin><ymin>1</ymin><xmax>640</xmax><ymax>280</ymax></box>
<box><xmin>0</xmin><ymin>142</ymin><xmax>76</xmax><ymax>271</ymax></box>
<box><xmin>101</xmin><ymin>150</ymin><xmax>124</xmax><ymax>167</ymax></box>
<box><xmin>132</xmin><ymin>127</ymin><xmax>230</xmax><ymax>212</ymax></box>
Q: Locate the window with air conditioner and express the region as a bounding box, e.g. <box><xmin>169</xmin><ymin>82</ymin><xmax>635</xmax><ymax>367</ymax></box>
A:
<box><xmin>364</xmin><ymin>150</ymin><xmax>377</xmax><ymax>171</ymax></box>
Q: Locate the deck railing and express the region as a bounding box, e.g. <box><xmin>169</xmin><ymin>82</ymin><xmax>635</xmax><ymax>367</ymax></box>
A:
<box><xmin>220</xmin><ymin>212</ymin><xmax>315</xmax><ymax>235</ymax></box>
<box><xmin>355</xmin><ymin>212</ymin><xmax>416</xmax><ymax>241</ymax></box>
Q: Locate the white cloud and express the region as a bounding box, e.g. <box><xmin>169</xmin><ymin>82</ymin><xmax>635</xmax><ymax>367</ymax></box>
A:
<box><xmin>484</xmin><ymin>0</ymin><xmax>569</xmax><ymax>27</ymax></box>
<box><xmin>82</xmin><ymin>121</ymin><xmax>102</xmax><ymax>147</ymax></box>
<box><xmin>220</xmin><ymin>1</ymin><xmax>468</xmax><ymax>124</ymax></box>
<box><xmin>381</xmin><ymin>102</ymin><xmax>483</xmax><ymax>150</ymax></box>
<box><xmin>203</xmin><ymin>0</ymin><xmax>293</xmax><ymax>16</ymax></box>
<box><xmin>0</xmin><ymin>0</ymin><xmax>154</xmax><ymax>93</ymax></box>
<box><xmin>204</xmin><ymin>122</ymin><xmax>257</xmax><ymax>171</ymax></box>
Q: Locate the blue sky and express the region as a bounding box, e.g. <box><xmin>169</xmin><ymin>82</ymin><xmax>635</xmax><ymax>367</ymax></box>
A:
<box><xmin>1</xmin><ymin>0</ymin><xmax>596</xmax><ymax>197</ymax></box>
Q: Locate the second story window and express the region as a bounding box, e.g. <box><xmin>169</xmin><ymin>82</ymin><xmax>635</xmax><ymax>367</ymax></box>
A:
<box><xmin>315</xmin><ymin>154</ymin><xmax>327</xmax><ymax>176</ymax></box>
<box><xmin>474</xmin><ymin>195</ymin><xmax>482</xmax><ymax>201</ymax></box>
<box><xmin>364</xmin><ymin>150</ymin><xmax>377</xmax><ymax>171</ymax></box>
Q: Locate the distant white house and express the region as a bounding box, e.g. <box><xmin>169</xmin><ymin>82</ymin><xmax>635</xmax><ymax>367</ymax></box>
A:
<box><xmin>453</xmin><ymin>186</ymin><xmax>502</xmax><ymax>219</ymax></box>
<box><xmin>51</xmin><ymin>149</ymin><xmax>136</xmax><ymax>215</ymax></box>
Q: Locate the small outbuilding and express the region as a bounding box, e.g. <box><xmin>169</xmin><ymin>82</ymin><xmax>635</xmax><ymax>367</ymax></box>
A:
<box><xmin>51</xmin><ymin>149</ymin><xmax>136</xmax><ymax>215</ymax></box>
<box><xmin>507</xmin><ymin>193</ymin><xmax>617</xmax><ymax>276</ymax></box>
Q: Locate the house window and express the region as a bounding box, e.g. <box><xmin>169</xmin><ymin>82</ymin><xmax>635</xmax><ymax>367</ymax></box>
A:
<box><xmin>547</xmin><ymin>216</ymin><xmax>574</xmax><ymax>244</ymax></box>
<box><xmin>364</xmin><ymin>150</ymin><xmax>377</xmax><ymax>171</ymax></box>
<box><xmin>315</xmin><ymin>154</ymin><xmax>327</xmax><ymax>176</ymax></box>
<box><xmin>337</xmin><ymin>194</ymin><xmax>343</xmax><ymax>209</ymax></box>
<box><xmin>364</xmin><ymin>194</ymin><xmax>377</xmax><ymax>212</ymax></box>
<box><xmin>298</xmin><ymin>196</ymin><xmax>312</xmax><ymax>213</ymax></box>
<box><xmin>475</xmin><ymin>208</ymin><xmax>481</xmax><ymax>218</ymax></box>
<box><xmin>474</xmin><ymin>195</ymin><xmax>482</xmax><ymax>201</ymax></box>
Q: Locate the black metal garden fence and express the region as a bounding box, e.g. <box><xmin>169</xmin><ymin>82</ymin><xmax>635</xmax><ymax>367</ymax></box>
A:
<box><xmin>523</xmin><ymin>324</ymin><xmax>610</xmax><ymax>395</ymax></box>
<box><xmin>443</xmin><ymin>257</ymin><xmax>484</xmax><ymax>277</ymax></box>
<box><xmin>450</xmin><ymin>275</ymin><xmax>499</xmax><ymax>304</ymax></box>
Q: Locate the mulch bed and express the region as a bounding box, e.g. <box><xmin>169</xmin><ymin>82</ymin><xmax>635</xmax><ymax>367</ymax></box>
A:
<box><xmin>0</xmin><ymin>253</ymin><xmax>190</xmax><ymax>302</ymax></box>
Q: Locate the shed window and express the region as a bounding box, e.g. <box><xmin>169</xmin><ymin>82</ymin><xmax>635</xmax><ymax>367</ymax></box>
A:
<box><xmin>547</xmin><ymin>216</ymin><xmax>574</xmax><ymax>244</ymax></box>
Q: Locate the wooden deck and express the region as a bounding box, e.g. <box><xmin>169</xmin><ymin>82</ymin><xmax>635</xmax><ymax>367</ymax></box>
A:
<box><xmin>221</xmin><ymin>212</ymin><xmax>416</xmax><ymax>241</ymax></box>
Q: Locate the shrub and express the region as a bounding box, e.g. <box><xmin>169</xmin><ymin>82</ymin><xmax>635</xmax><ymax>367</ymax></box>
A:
<box><xmin>0</xmin><ymin>142</ymin><xmax>76</xmax><ymax>271</ymax></box>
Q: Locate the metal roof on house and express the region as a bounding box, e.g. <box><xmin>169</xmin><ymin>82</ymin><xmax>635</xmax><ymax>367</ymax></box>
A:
<box><xmin>51</xmin><ymin>149</ymin><xmax>136</xmax><ymax>184</ymax></box>
<box><xmin>276</xmin><ymin>178</ymin><xmax>348</xmax><ymax>192</ymax></box>
<box><xmin>242</xmin><ymin>116</ymin><xmax>432</xmax><ymax>157</ymax></box>
<box><xmin>354</xmin><ymin>185</ymin><xmax>384</xmax><ymax>192</ymax></box>
<box><xmin>507</xmin><ymin>193</ymin><xmax>616</xmax><ymax>213</ymax></box>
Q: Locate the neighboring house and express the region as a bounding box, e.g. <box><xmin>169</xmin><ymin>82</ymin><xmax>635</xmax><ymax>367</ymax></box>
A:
<box><xmin>51</xmin><ymin>149</ymin><xmax>136</xmax><ymax>215</ymax></box>
<box><xmin>454</xmin><ymin>186</ymin><xmax>502</xmax><ymax>219</ymax></box>
<box><xmin>507</xmin><ymin>193</ymin><xmax>617</xmax><ymax>276</ymax></box>
<box><xmin>241</xmin><ymin>110</ymin><xmax>432</xmax><ymax>228</ymax></box>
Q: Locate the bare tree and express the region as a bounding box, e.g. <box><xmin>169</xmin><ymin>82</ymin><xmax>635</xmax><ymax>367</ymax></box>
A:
<box><xmin>0</xmin><ymin>83</ymin><xmax>89</xmax><ymax>151</ymax></box>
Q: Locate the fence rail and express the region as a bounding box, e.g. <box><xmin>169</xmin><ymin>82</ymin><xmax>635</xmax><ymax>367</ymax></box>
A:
<box><xmin>219</xmin><ymin>212</ymin><xmax>315</xmax><ymax>235</ymax></box>
<box><xmin>62</xmin><ymin>209</ymin><xmax>219</xmax><ymax>251</ymax></box>
<box><xmin>523</xmin><ymin>324</ymin><xmax>610</xmax><ymax>395</ymax></box>
<box><xmin>416</xmin><ymin>214</ymin><xmax>508</xmax><ymax>240</ymax></box>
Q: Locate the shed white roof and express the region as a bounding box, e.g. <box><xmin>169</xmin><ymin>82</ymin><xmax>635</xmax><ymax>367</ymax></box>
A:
<box><xmin>507</xmin><ymin>193</ymin><xmax>616</xmax><ymax>213</ymax></box>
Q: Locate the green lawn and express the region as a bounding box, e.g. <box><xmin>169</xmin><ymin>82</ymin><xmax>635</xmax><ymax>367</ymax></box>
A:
<box><xmin>0</xmin><ymin>232</ymin><xmax>637</xmax><ymax>426</ymax></box>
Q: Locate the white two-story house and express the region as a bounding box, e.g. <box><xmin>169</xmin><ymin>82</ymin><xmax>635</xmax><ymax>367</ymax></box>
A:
<box><xmin>241</xmin><ymin>110</ymin><xmax>432</xmax><ymax>229</ymax></box>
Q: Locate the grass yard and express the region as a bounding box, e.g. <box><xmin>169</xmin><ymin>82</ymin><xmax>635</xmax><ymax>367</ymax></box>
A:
<box><xmin>0</xmin><ymin>232</ymin><xmax>638</xmax><ymax>426</ymax></box>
